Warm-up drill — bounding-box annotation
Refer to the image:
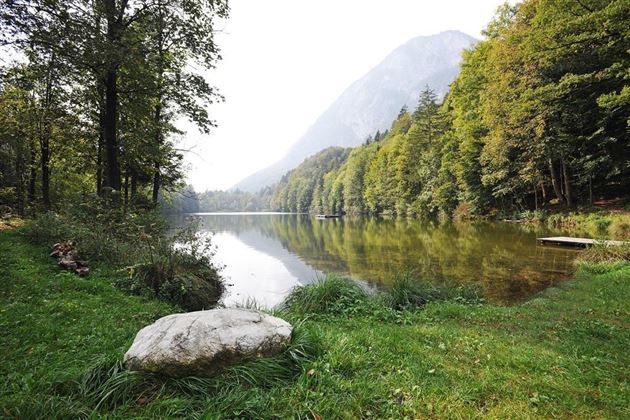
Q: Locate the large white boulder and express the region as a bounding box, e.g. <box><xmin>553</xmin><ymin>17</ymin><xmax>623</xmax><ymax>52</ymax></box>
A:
<box><xmin>124</xmin><ymin>308</ymin><xmax>293</xmax><ymax>377</ymax></box>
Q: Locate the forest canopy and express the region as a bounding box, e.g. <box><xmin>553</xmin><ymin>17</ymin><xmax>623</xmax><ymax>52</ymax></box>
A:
<box><xmin>0</xmin><ymin>0</ymin><xmax>228</xmax><ymax>214</ymax></box>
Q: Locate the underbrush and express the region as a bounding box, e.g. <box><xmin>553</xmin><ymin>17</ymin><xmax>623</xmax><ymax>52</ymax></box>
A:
<box><xmin>545</xmin><ymin>211</ymin><xmax>630</xmax><ymax>239</ymax></box>
<box><xmin>21</xmin><ymin>198</ymin><xmax>224</xmax><ymax>311</ymax></box>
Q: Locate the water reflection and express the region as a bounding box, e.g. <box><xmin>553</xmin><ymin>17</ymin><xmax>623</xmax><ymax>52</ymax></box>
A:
<box><xmin>184</xmin><ymin>213</ymin><xmax>580</xmax><ymax>306</ymax></box>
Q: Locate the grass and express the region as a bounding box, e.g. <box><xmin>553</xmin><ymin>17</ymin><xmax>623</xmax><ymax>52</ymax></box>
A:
<box><xmin>1</xmin><ymin>228</ymin><xmax>629</xmax><ymax>418</ymax></box>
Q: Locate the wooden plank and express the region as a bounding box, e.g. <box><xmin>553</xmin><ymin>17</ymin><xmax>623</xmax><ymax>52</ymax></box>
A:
<box><xmin>316</xmin><ymin>214</ymin><xmax>341</xmax><ymax>219</ymax></box>
<box><xmin>537</xmin><ymin>236</ymin><xmax>625</xmax><ymax>248</ymax></box>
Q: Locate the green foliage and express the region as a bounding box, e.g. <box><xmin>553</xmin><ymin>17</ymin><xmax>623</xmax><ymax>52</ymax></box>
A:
<box><xmin>272</xmin><ymin>148</ymin><xmax>350</xmax><ymax>213</ymax></box>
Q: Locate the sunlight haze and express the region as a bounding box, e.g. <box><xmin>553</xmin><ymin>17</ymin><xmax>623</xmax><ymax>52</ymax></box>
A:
<box><xmin>182</xmin><ymin>0</ymin><xmax>508</xmax><ymax>191</ymax></box>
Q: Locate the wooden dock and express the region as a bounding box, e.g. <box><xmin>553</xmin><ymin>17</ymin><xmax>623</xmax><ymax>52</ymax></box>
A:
<box><xmin>316</xmin><ymin>214</ymin><xmax>341</xmax><ymax>219</ymax></box>
<box><xmin>537</xmin><ymin>236</ymin><xmax>625</xmax><ymax>248</ymax></box>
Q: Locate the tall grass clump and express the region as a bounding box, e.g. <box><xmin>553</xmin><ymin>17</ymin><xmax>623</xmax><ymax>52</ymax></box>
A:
<box><xmin>281</xmin><ymin>274</ymin><xmax>371</xmax><ymax>315</ymax></box>
<box><xmin>388</xmin><ymin>272</ymin><xmax>482</xmax><ymax>310</ymax></box>
<box><xmin>80</xmin><ymin>326</ymin><xmax>322</xmax><ymax>412</ymax></box>
<box><xmin>577</xmin><ymin>242</ymin><xmax>630</xmax><ymax>265</ymax></box>
<box><xmin>610</xmin><ymin>220</ymin><xmax>630</xmax><ymax>240</ymax></box>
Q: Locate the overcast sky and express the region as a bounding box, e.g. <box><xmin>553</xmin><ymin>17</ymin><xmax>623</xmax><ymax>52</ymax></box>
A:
<box><xmin>181</xmin><ymin>0</ymin><xmax>509</xmax><ymax>192</ymax></box>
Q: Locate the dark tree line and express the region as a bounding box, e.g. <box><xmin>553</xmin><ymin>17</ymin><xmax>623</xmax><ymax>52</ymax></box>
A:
<box><xmin>0</xmin><ymin>0</ymin><xmax>228</xmax><ymax>214</ymax></box>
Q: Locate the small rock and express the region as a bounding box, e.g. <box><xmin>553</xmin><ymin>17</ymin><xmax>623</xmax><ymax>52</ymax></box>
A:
<box><xmin>124</xmin><ymin>308</ymin><xmax>293</xmax><ymax>377</ymax></box>
<box><xmin>75</xmin><ymin>266</ymin><xmax>90</xmax><ymax>277</ymax></box>
<box><xmin>58</xmin><ymin>257</ymin><xmax>78</xmax><ymax>271</ymax></box>
<box><xmin>51</xmin><ymin>241</ymin><xmax>74</xmax><ymax>258</ymax></box>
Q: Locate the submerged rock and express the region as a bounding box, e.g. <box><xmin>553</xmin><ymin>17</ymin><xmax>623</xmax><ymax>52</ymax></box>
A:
<box><xmin>123</xmin><ymin>308</ymin><xmax>293</xmax><ymax>377</ymax></box>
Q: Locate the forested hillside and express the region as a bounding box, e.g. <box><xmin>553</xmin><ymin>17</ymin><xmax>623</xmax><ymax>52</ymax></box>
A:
<box><xmin>271</xmin><ymin>147</ymin><xmax>350</xmax><ymax>213</ymax></box>
<box><xmin>271</xmin><ymin>0</ymin><xmax>630</xmax><ymax>218</ymax></box>
<box><xmin>234</xmin><ymin>31</ymin><xmax>475</xmax><ymax>192</ymax></box>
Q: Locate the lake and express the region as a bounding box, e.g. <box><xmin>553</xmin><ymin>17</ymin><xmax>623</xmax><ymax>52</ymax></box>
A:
<box><xmin>184</xmin><ymin>213</ymin><xmax>582</xmax><ymax>307</ymax></box>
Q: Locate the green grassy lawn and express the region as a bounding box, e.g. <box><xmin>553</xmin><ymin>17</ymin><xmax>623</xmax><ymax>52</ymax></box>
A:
<box><xmin>1</xmin><ymin>228</ymin><xmax>629</xmax><ymax>418</ymax></box>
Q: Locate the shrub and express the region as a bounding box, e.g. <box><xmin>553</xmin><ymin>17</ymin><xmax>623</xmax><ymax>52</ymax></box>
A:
<box><xmin>452</xmin><ymin>202</ymin><xmax>473</xmax><ymax>222</ymax></box>
<box><xmin>123</xmin><ymin>223</ymin><xmax>224</xmax><ymax>311</ymax></box>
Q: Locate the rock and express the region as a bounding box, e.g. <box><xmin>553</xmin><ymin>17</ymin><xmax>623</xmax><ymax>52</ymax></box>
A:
<box><xmin>124</xmin><ymin>309</ymin><xmax>293</xmax><ymax>377</ymax></box>
<box><xmin>50</xmin><ymin>241</ymin><xmax>74</xmax><ymax>258</ymax></box>
<box><xmin>75</xmin><ymin>266</ymin><xmax>90</xmax><ymax>277</ymax></box>
<box><xmin>58</xmin><ymin>257</ymin><xmax>77</xmax><ymax>271</ymax></box>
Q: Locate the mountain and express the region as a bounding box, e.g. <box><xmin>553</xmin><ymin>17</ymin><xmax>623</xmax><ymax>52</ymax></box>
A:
<box><xmin>233</xmin><ymin>30</ymin><xmax>476</xmax><ymax>192</ymax></box>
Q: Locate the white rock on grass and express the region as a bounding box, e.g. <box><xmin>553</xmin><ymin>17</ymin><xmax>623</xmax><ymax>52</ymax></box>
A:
<box><xmin>123</xmin><ymin>308</ymin><xmax>293</xmax><ymax>377</ymax></box>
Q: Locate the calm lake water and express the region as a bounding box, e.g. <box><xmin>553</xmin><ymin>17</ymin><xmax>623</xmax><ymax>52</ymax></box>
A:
<box><xmin>184</xmin><ymin>213</ymin><xmax>582</xmax><ymax>307</ymax></box>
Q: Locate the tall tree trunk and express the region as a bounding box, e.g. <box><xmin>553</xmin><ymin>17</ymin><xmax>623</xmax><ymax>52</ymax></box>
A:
<box><xmin>96</xmin><ymin>133</ymin><xmax>103</xmax><ymax>196</ymax></box>
<box><xmin>152</xmin><ymin>102</ymin><xmax>162</xmax><ymax>206</ymax></box>
<box><xmin>102</xmin><ymin>0</ymin><xmax>124</xmax><ymax>203</ymax></box>
<box><xmin>561</xmin><ymin>159</ymin><xmax>573</xmax><ymax>208</ymax></box>
<box><xmin>548</xmin><ymin>159</ymin><xmax>566</xmax><ymax>205</ymax></box>
<box><xmin>96</xmin><ymin>86</ymin><xmax>105</xmax><ymax>196</ymax></box>
<box><xmin>40</xmin><ymin>134</ymin><xmax>51</xmax><ymax>209</ymax></box>
<box><xmin>103</xmin><ymin>70</ymin><xmax>121</xmax><ymax>199</ymax></box>
<box><xmin>28</xmin><ymin>142</ymin><xmax>36</xmax><ymax>204</ymax></box>
<box><xmin>130</xmin><ymin>171</ymin><xmax>138</xmax><ymax>201</ymax></box>
<box><xmin>15</xmin><ymin>140</ymin><xmax>25</xmax><ymax>216</ymax></box>
<box><xmin>40</xmin><ymin>58</ymin><xmax>54</xmax><ymax>210</ymax></box>
<box><xmin>123</xmin><ymin>171</ymin><xmax>129</xmax><ymax>208</ymax></box>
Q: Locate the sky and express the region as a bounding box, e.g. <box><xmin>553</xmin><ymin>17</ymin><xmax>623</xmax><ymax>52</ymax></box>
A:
<box><xmin>181</xmin><ymin>0</ymin><xmax>509</xmax><ymax>192</ymax></box>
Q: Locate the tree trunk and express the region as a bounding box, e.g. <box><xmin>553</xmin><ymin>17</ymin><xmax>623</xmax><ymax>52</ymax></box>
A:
<box><xmin>102</xmin><ymin>0</ymin><xmax>124</xmax><ymax>203</ymax></box>
<box><xmin>28</xmin><ymin>143</ymin><xmax>36</xmax><ymax>204</ymax></box>
<box><xmin>103</xmin><ymin>70</ymin><xmax>121</xmax><ymax>199</ymax></box>
<box><xmin>548</xmin><ymin>159</ymin><xmax>566</xmax><ymax>205</ymax></box>
<box><xmin>561</xmin><ymin>159</ymin><xmax>573</xmax><ymax>208</ymax></box>
<box><xmin>15</xmin><ymin>141</ymin><xmax>25</xmax><ymax>216</ymax></box>
<box><xmin>96</xmin><ymin>134</ymin><xmax>103</xmax><ymax>196</ymax></box>
<box><xmin>123</xmin><ymin>172</ymin><xmax>129</xmax><ymax>208</ymax></box>
<box><xmin>40</xmin><ymin>134</ymin><xmax>51</xmax><ymax>209</ymax></box>
<box><xmin>152</xmin><ymin>102</ymin><xmax>162</xmax><ymax>206</ymax></box>
<box><xmin>96</xmin><ymin>87</ymin><xmax>105</xmax><ymax>196</ymax></box>
<box><xmin>130</xmin><ymin>172</ymin><xmax>138</xmax><ymax>201</ymax></box>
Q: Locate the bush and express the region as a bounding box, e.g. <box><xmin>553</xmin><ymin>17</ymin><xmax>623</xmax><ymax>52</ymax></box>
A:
<box><xmin>122</xmin><ymin>222</ymin><xmax>224</xmax><ymax>311</ymax></box>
